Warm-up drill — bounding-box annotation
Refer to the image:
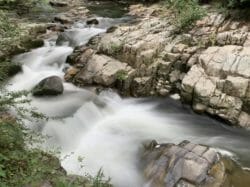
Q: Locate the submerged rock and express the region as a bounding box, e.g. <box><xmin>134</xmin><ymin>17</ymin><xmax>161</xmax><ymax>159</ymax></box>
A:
<box><xmin>22</xmin><ymin>38</ymin><xmax>44</xmax><ymax>50</ymax></box>
<box><xmin>142</xmin><ymin>140</ymin><xmax>250</xmax><ymax>187</ymax></box>
<box><xmin>33</xmin><ymin>76</ymin><xmax>64</xmax><ymax>96</ymax></box>
<box><xmin>86</xmin><ymin>18</ymin><xmax>99</xmax><ymax>25</ymax></box>
<box><xmin>56</xmin><ymin>32</ymin><xmax>74</xmax><ymax>46</ymax></box>
<box><xmin>49</xmin><ymin>1</ymin><xmax>68</xmax><ymax>7</ymax></box>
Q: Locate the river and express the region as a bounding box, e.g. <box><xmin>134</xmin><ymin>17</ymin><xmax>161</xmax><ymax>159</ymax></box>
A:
<box><xmin>5</xmin><ymin>3</ymin><xmax>250</xmax><ymax>187</ymax></box>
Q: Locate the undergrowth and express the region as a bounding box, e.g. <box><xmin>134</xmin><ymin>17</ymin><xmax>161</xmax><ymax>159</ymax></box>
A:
<box><xmin>166</xmin><ymin>0</ymin><xmax>205</xmax><ymax>31</ymax></box>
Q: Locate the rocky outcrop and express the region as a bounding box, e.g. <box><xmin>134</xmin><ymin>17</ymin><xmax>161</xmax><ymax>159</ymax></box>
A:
<box><xmin>65</xmin><ymin>4</ymin><xmax>250</xmax><ymax>127</ymax></box>
<box><xmin>65</xmin><ymin>47</ymin><xmax>135</xmax><ymax>88</ymax></box>
<box><xmin>142</xmin><ymin>140</ymin><xmax>250</xmax><ymax>187</ymax></box>
<box><xmin>65</xmin><ymin>5</ymin><xmax>177</xmax><ymax>96</ymax></box>
<box><xmin>181</xmin><ymin>46</ymin><xmax>250</xmax><ymax>127</ymax></box>
<box><xmin>33</xmin><ymin>76</ymin><xmax>64</xmax><ymax>96</ymax></box>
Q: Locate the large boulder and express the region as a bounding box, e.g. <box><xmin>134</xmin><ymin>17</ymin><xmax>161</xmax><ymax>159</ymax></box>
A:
<box><xmin>74</xmin><ymin>54</ymin><xmax>133</xmax><ymax>86</ymax></box>
<box><xmin>56</xmin><ymin>31</ymin><xmax>78</xmax><ymax>47</ymax></box>
<box><xmin>33</xmin><ymin>76</ymin><xmax>64</xmax><ymax>96</ymax></box>
<box><xmin>64</xmin><ymin>47</ymin><xmax>135</xmax><ymax>88</ymax></box>
<box><xmin>142</xmin><ymin>140</ymin><xmax>250</xmax><ymax>187</ymax></box>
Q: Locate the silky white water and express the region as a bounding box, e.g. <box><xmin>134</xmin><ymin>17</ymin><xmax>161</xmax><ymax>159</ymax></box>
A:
<box><xmin>7</xmin><ymin>17</ymin><xmax>250</xmax><ymax>187</ymax></box>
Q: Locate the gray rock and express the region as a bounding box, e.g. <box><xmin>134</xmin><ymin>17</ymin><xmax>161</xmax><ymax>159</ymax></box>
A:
<box><xmin>54</xmin><ymin>15</ymin><xmax>72</xmax><ymax>24</ymax></box>
<box><xmin>181</xmin><ymin>46</ymin><xmax>250</xmax><ymax>127</ymax></box>
<box><xmin>86</xmin><ymin>18</ymin><xmax>99</xmax><ymax>25</ymax></box>
<box><xmin>143</xmin><ymin>141</ymin><xmax>223</xmax><ymax>187</ymax></box>
<box><xmin>33</xmin><ymin>76</ymin><xmax>64</xmax><ymax>96</ymax></box>
<box><xmin>75</xmin><ymin>53</ymin><xmax>131</xmax><ymax>87</ymax></box>
<box><xmin>223</xmin><ymin>76</ymin><xmax>249</xmax><ymax>98</ymax></box>
<box><xmin>159</xmin><ymin>88</ymin><xmax>169</xmax><ymax>96</ymax></box>
<box><xmin>131</xmin><ymin>77</ymin><xmax>152</xmax><ymax>97</ymax></box>
<box><xmin>56</xmin><ymin>31</ymin><xmax>79</xmax><ymax>46</ymax></box>
<box><xmin>49</xmin><ymin>1</ymin><xmax>68</xmax><ymax>7</ymax></box>
<box><xmin>216</xmin><ymin>31</ymin><xmax>248</xmax><ymax>46</ymax></box>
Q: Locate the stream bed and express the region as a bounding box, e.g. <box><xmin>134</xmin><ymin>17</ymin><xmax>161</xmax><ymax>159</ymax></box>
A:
<box><xmin>6</xmin><ymin>2</ymin><xmax>250</xmax><ymax>187</ymax></box>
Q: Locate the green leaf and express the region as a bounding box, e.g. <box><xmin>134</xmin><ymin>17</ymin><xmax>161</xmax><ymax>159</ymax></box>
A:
<box><xmin>0</xmin><ymin>166</ymin><xmax>6</xmax><ymax>178</ymax></box>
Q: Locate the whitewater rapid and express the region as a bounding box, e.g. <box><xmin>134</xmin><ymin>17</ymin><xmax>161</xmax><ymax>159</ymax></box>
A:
<box><xmin>7</xmin><ymin>16</ymin><xmax>250</xmax><ymax>187</ymax></box>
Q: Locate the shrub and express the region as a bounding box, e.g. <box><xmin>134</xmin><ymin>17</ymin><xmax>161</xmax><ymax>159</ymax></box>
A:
<box><xmin>0</xmin><ymin>0</ymin><xmax>39</xmax><ymax>8</ymax></box>
<box><xmin>116</xmin><ymin>70</ymin><xmax>127</xmax><ymax>81</ymax></box>
<box><xmin>226</xmin><ymin>0</ymin><xmax>250</xmax><ymax>7</ymax></box>
<box><xmin>166</xmin><ymin>0</ymin><xmax>205</xmax><ymax>31</ymax></box>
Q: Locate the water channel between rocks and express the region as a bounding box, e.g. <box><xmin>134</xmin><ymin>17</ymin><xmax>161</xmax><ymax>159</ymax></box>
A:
<box><xmin>6</xmin><ymin>2</ymin><xmax>250</xmax><ymax>187</ymax></box>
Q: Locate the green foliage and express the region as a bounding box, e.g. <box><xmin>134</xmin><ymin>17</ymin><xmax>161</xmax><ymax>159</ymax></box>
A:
<box><xmin>110</xmin><ymin>42</ymin><xmax>123</xmax><ymax>55</ymax></box>
<box><xmin>166</xmin><ymin>0</ymin><xmax>205</xmax><ymax>31</ymax></box>
<box><xmin>91</xmin><ymin>168</ymin><xmax>112</xmax><ymax>187</ymax></box>
<box><xmin>0</xmin><ymin>10</ymin><xmax>21</xmax><ymax>55</ymax></box>
<box><xmin>0</xmin><ymin>130</ymin><xmax>65</xmax><ymax>186</ymax></box>
<box><xmin>226</xmin><ymin>0</ymin><xmax>250</xmax><ymax>7</ymax></box>
<box><xmin>0</xmin><ymin>11</ymin><xmax>30</xmax><ymax>60</ymax></box>
<box><xmin>0</xmin><ymin>0</ymin><xmax>42</xmax><ymax>9</ymax></box>
<box><xmin>116</xmin><ymin>70</ymin><xmax>127</xmax><ymax>81</ymax></box>
<box><xmin>0</xmin><ymin>11</ymin><xmax>19</xmax><ymax>38</ymax></box>
<box><xmin>0</xmin><ymin>90</ymin><xmax>46</xmax><ymax>122</ymax></box>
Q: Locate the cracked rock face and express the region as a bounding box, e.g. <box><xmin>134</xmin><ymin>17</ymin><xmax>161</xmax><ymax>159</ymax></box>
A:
<box><xmin>181</xmin><ymin>46</ymin><xmax>250</xmax><ymax>127</ymax></box>
<box><xmin>141</xmin><ymin>141</ymin><xmax>249</xmax><ymax>187</ymax></box>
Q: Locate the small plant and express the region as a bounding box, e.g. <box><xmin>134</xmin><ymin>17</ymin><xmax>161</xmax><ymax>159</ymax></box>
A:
<box><xmin>110</xmin><ymin>42</ymin><xmax>123</xmax><ymax>56</ymax></box>
<box><xmin>92</xmin><ymin>168</ymin><xmax>112</xmax><ymax>187</ymax></box>
<box><xmin>208</xmin><ymin>32</ymin><xmax>217</xmax><ymax>46</ymax></box>
<box><xmin>0</xmin><ymin>11</ymin><xmax>20</xmax><ymax>38</ymax></box>
<box><xmin>116</xmin><ymin>70</ymin><xmax>127</xmax><ymax>81</ymax></box>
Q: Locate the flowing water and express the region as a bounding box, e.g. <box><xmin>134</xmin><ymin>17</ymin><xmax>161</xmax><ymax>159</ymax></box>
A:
<box><xmin>6</xmin><ymin>6</ymin><xmax>250</xmax><ymax>187</ymax></box>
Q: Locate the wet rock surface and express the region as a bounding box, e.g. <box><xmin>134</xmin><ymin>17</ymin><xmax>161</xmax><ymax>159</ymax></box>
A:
<box><xmin>33</xmin><ymin>76</ymin><xmax>64</xmax><ymax>96</ymax></box>
<box><xmin>142</xmin><ymin>140</ymin><xmax>250</xmax><ymax>187</ymax></box>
